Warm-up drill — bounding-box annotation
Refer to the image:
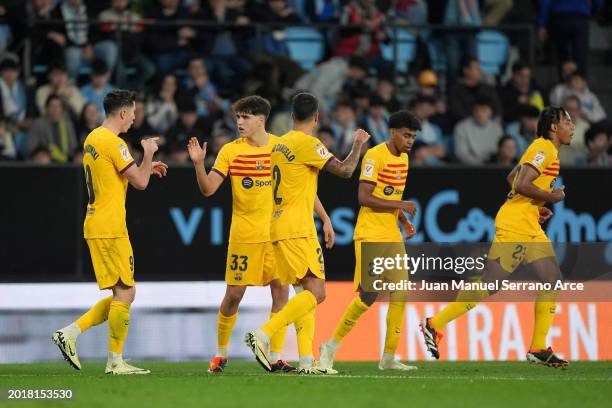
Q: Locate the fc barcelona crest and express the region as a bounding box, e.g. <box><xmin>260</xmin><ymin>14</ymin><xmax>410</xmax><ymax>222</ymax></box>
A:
<box><xmin>255</xmin><ymin>160</ymin><xmax>265</xmax><ymax>170</ymax></box>
<box><xmin>395</xmin><ymin>170</ymin><xmax>402</xmax><ymax>180</ymax></box>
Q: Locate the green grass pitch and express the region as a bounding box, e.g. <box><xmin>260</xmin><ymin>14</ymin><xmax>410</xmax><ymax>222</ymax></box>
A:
<box><xmin>1</xmin><ymin>361</ymin><xmax>611</xmax><ymax>408</ymax></box>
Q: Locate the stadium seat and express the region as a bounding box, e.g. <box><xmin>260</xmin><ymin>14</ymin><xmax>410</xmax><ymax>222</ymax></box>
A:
<box><xmin>380</xmin><ymin>28</ymin><xmax>416</xmax><ymax>72</ymax></box>
<box><xmin>477</xmin><ymin>30</ymin><xmax>509</xmax><ymax>75</ymax></box>
<box><xmin>285</xmin><ymin>27</ymin><xmax>325</xmax><ymax>70</ymax></box>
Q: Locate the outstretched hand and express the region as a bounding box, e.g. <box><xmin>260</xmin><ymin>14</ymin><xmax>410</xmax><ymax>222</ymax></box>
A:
<box><xmin>187</xmin><ymin>137</ymin><xmax>207</xmax><ymax>165</ymax></box>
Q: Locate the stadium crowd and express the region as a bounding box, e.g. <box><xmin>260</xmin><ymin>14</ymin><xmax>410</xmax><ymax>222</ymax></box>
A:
<box><xmin>0</xmin><ymin>0</ymin><xmax>610</xmax><ymax>166</ymax></box>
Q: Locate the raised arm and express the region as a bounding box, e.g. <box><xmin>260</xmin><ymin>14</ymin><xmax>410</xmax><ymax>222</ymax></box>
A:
<box><xmin>124</xmin><ymin>137</ymin><xmax>167</xmax><ymax>190</ymax></box>
<box><xmin>324</xmin><ymin>129</ymin><xmax>370</xmax><ymax>178</ymax></box>
<box><xmin>314</xmin><ymin>195</ymin><xmax>334</xmax><ymax>248</ymax></box>
<box><xmin>187</xmin><ymin>137</ymin><xmax>224</xmax><ymax>197</ymax></box>
<box><xmin>358</xmin><ymin>181</ymin><xmax>417</xmax><ymax>216</ymax></box>
<box><xmin>514</xmin><ymin>164</ymin><xmax>565</xmax><ymax>203</ymax></box>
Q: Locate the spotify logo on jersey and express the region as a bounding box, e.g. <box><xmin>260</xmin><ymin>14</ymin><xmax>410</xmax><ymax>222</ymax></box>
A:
<box><xmin>242</xmin><ymin>177</ymin><xmax>254</xmax><ymax>189</ymax></box>
<box><xmin>383</xmin><ymin>186</ymin><xmax>394</xmax><ymax>196</ymax></box>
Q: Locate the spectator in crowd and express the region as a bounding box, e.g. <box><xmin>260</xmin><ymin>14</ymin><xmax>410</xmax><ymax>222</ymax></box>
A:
<box><xmin>350</xmin><ymin>87</ymin><xmax>371</xmax><ymax>124</ymax></box>
<box><xmin>0</xmin><ymin>58</ymin><xmax>27</xmax><ymax>129</ymax></box>
<box><xmin>448</xmin><ymin>58</ymin><xmax>501</xmax><ymax>123</ymax></box>
<box><xmin>79</xmin><ymin>59</ymin><xmax>113</xmax><ymax>120</ymax></box>
<box><xmin>482</xmin><ymin>0</ymin><xmax>513</xmax><ymax>25</ymax></box>
<box><xmin>30</xmin><ymin>145</ymin><xmax>52</xmax><ymax>164</ymax></box>
<box><xmin>334</xmin><ymin>0</ymin><xmax>386</xmax><ymax>58</ymax></box>
<box><xmin>146</xmin><ymin>73</ymin><xmax>179</xmax><ymax>134</ymax></box>
<box><xmin>98</xmin><ymin>0</ymin><xmax>155</xmax><ymax>90</ymax></box>
<box><xmin>0</xmin><ymin>5</ymin><xmax>12</xmax><ymax>54</ymax></box>
<box><xmin>442</xmin><ymin>0</ymin><xmax>481</xmax><ymax>84</ymax></box>
<box><xmin>27</xmin><ymin>94</ymin><xmax>78</xmax><ymax>163</ymax></box>
<box><xmin>59</xmin><ymin>0</ymin><xmax>118</xmax><ymax>80</ymax></box>
<box><xmin>584</xmin><ymin>124</ymin><xmax>611</xmax><ymax>166</ymax></box>
<box><xmin>204</xmin><ymin>127</ymin><xmax>233</xmax><ymax>167</ymax></box>
<box><xmin>0</xmin><ymin>116</ymin><xmax>17</xmax><ymax>160</ymax></box>
<box><xmin>304</xmin><ymin>0</ymin><xmax>341</xmax><ymax>22</ymax></box>
<box><xmin>410</xmin><ymin>94</ymin><xmax>446</xmax><ymax>163</ymax></box>
<box><xmin>124</xmin><ymin>99</ymin><xmax>162</xmax><ymax>155</ymax></box>
<box><xmin>293</xmin><ymin>56</ymin><xmax>368</xmax><ymax>115</ymax></box>
<box><xmin>500</xmin><ymin>61</ymin><xmax>544</xmax><ymax>123</ymax></box>
<box><xmin>166</xmin><ymin>97</ymin><xmax>210</xmax><ymax>149</ymax></box>
<box><xmin>559</xmin><ymin>94</ymin><xmax>589</xmax><ymax>164</ymax></box>
<box><xmin>35</xmin><ymin>64</ymin><xmax>85</xmax><ymax>118</ymax></box>
<box><xmin>252</xmin><ymin>0</ymin><xmax>302</xmax><ymax>56</ymax></box>
<box><xmin>409</xmin><ymin>140</ymin><xmax>436</xmax><ymax>166</ymax></box>
<box><xmin>76</xmin><ymin>101</ymin><xmax>101</xmax><ymax>143</ymax></box>
<box><xmin>199</xmin><ymin>0</ymin><xmax>253</xmax><ymax>93</ymax></box>
<box><xmin>549</xmin><ymin>59</ymin><xmax>577</xmax><ymax>106</ymax></box>
<box><xmin>538</xmin><ymin>0</ymin><xmax>603</xmax><ymax>76</ymax></box>
<box><xmin>17</xmin><ymin>0</ymin><xmax>66</xmax><ymax>68</ymax></box>
<box><xmin>505</xmin><ymin>104</ymin><xmax>539</xmax><ymax>156</ymax></box>
<box><xmin>487</xmin><ymin>135</ymin><xmax>518</xmax><ymax>165</ymax></box>
<box><xmin>182</xmin><ymin>56</ymin><xmax>223</xmax><ymax>118</ymax></box>
<box><xmin>317</xmin><ymin>125</ymin><xmax>336</xmax><ymax>154</ymax></box>
<box><xmin>454</xmin><ymin>97</ymin><xmax>504</xmax><ymax>164</ymax></box>
<box><xmin>361</xmin><ymin>94</ymin><xmax>388</xmax><ymax>145</ymax></box>
<box><xmin>390</xmin><ymin>0</ymin><xmax>428</xmax><ymax>24</ymax></box>
<box><xmin>330</xmin><ymin>98</ymin><xmax>358</xmax><ymax>156</ymax></box>
<box><xmin>416</xmin><ymin>69</ymin><xmax>441</xmax><ymax>99</ymax></box>
<box><xmin>374</xmin><ymin>74</ymin><xmax>400</xmax><ymax>113</ymax></box>
<box><xmin>564</xmin><ymin>71</ymin><xmax>606</xmax><ymax>123</ymax></box>
<box><xmin>145</xmin><ymin>0</ymin><xmax>197</xmax><ymax>73</ymax></box>
<box><xmin>268</xmin><ymin>104</ymin><xmax>292</xmax><ymax>136</ymax></box>
<box><xmin>166</xmin><ymin>139</ymin><xmax>191</xmax><ymax>164</ymax></box>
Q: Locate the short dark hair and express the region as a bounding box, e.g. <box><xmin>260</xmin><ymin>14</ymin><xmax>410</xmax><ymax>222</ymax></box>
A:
<box><xmin>291</xmin><ymin>92</ymin><xmax>318</xmax><ymax>122</ymax></box>
<box><xmin>460</xmin><ymin>56</ymin><xmax>479</xmax><ymax>72</ymax></box>
<box><xmin>388</xmin><ymin>110</ymin><xmax>421</xmax><ymax>131</ymax></box>
<box><xmin>537</xmin><ymin>106</ymin><xmax>567</xmax><ymax>139</ymax></box>
<box><xmin>232</xmin><ymin>95</ymin><xmax>271</xmax><ymax>118</ymax></box>
<box><xmin>369</xmin><ymin>93</ymin><xmax>386</xmax><ymax>108</ymax></box>
<box><xmin>348</xmin><ymin>56</ymin><xmax>368</xmax><ymax>71</ymax></box>
<box><xmin>512</xmin><ymin>60</ymin><xmax>530</xmax><ymax>73</ymax></box>
<box><xmin>474</xmin><ymin>96</ymin><xmax>493</xmax><ymax>109</ymax></box>
<box><xmin>91</xmin><ymin>59</ymin><xmax>109</xmax><ymax>76</ymax></box>
<box><xmin>518</xmin><ymin>104</ymin><xmax>540</xmax><ymax>119</ymax></box>
<box><xmin>45</xmin><ymin>93</ymin><xmax>63</xmax><ymax>108</ymax></box>
<box><xmin>498</xmin><ymin>134</ymin><xmax>516</xmax><ymax>149</ymax></box>
<box><xmin>409</xmin><ymin>94</ymin><xmax>436</xmax><ymax>109</ymax></box>
<box><xmin>103</xmin><ymin>89</ymin><xmax>137</xmax><ymax>116</ymax></box>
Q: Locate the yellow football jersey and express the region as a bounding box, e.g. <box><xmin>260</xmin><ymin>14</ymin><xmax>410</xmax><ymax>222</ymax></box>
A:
<box><xmin>354</xmin><ymin>142</ymin><xmax>408</xmax><ymax>242</ymax></box>
<box><xmin>495</xmin><ymin>137</ymin><xmax>560</xmax><ymax>235</ymax></box>
<box><xmin>270</xmin><ymin>130</ymin><xmax>334</xmax><ymax>242</ymax></box>
<box><xmin>83</xmin><ymin>127</ymin><xmax>135</xmax><ymax>239</ymax></box>
<box><xmin>212</xmin><ymin>135</ymin><xmax>280</xmax><ymax>243</ymax></box>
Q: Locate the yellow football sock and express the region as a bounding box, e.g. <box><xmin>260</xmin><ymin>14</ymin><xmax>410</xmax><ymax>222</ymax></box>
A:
<box><xmin>383</xmin><ymin>301</ymin><xmax>405</xmax><ymax>354</ymax></box>
<box><xmin>269</xmin><ymin>312</ymin><xmax>287</xmax><ymax>355</ymax></box>
<box><xmin>108</xmin><ymin>301</ymin><xmax>130</xmax><ymax>354</ymax></box>
<box><xmin>295</xmin><ymin>310</ymin><xmax>315</xmax><ymax>357</ymax></box>
<box><xmin>530</xmin><ymin>290</ymin><xmax>557</xmax><ymax>350</ymax></box>
<box><xmin>262</xmin><ymin>291</ymin><xmax>317</xmax><ymax>338</ymax></box>
<box><xmin>217</xmin><ymin>311</ymin><xmax>238</xmax><ymax>355</ymax></box>
<box><xmin>332</xmin><ymin>297</ymin><xmax>370</xmax><ymax>343</ymax></box>
<box><xmin>76</xmin><ymin>296</ymin><xmax>112</xmax><ymax>332</ymax></box>
<box><xmin>430</xmin><ymin>287</ymin><xmax>489</xmax><ymax>331</ymax></box>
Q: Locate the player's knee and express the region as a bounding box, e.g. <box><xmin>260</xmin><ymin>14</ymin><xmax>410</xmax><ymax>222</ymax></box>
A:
<box><xmin>225</xmin><ymin>287</ymin><xmax>246</xmax><ymax>305</ymax></box>
<box><xmin>359</xmin><ymin>291</ymin><xmax>377</xmax><ymax>306</ymax></box>
<box><xmin>314</xmin><ymin>288</ymin><xmax>326</xmax><ymax>304</ymax></box>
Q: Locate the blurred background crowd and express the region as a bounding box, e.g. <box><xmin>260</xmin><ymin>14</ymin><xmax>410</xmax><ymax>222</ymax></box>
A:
<box><xmin>0</xmin><ymin>0</ymin><xmax>611</xmax><ymax>167</ymax></box>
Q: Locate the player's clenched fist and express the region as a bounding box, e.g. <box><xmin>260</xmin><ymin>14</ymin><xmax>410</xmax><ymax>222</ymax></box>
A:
<box><xmin>187</xmin><ymin>137</ymin><xmax>207</xmax><ymax>165</ymax></box>
<box><xmin>141</xmin><ymin>137</ymin><xmax>160</xmax><ymax>154</ymax></box>
<box><xmin>550</xmin><ymin>185</ymin><xmax>565</xmax><ymax>203</ymax></box>
<box><xmin>352</xmin><ymin>128</ymin><xmax>371</xmax><ymax>144</ymax></box>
